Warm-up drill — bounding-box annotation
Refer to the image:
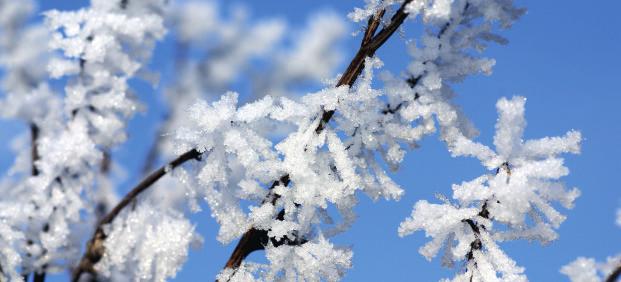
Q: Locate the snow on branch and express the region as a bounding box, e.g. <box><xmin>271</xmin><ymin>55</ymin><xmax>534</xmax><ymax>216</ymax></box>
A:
<box><xmin>216</xmin><ymin>2</ymin><xmax>414</xmax><ymax>277</ymax></box>
<box><xmin>399</xmin><ymin>97</ymin><xmax>581</xmax><ymax>281</ymax></box>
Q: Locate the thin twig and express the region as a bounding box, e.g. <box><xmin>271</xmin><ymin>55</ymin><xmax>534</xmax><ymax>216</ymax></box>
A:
<box><xmin>30</xmin><ymin>123</ymin><xmax>39</xmax><ymax>176</ymax></box>
<box><xmin>23</xmin><ymin>123</ymin><xmax>44</xmax><ymax>282</ymax></box>
<box><xmin>221</xmin><ymin>0</ymin><xmax>414</xmax><ymax>276</ymax></box>
<box><xmin>463</xmin><ymin>201</ymin><xmax>490</xmax><ymax>261</ymax></box>
<box><xmin>71</xmin><ymin>149</ymin><xmax>202</xmax><ymax>281</ymax></box>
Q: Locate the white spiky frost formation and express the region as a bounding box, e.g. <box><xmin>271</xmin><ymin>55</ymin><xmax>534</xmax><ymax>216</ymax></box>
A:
<box><xmin>95</xmin><ymin>202</ymin><xmax>199</xmax><ymax>282</ymax></box>
<box><xmin>399</xmin><ymin>97</ymin><xmax>581</xmax><ymax>281</ymax></box>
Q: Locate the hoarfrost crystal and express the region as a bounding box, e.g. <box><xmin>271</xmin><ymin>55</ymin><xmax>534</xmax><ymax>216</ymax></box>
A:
<box><xmin>400</xmin><ymin>97</ymin><xmax>581</xmax><ymax>281</ymax></box>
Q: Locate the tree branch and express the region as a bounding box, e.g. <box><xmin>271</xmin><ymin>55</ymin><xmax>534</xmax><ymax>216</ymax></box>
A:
<box><xmin>71</xmin><ymin>148</ymin><xmax>202</xmax><ymax>282</ymax></box>
<box><xmin>463</xmin><ymin>201</ymin><xmax>490</xmax><ymax>261</ymax></box>
<box><xmin>221</xmin><ymin>0</ymin><xmax>414</xmax><ymax>276</ymax></box>
<box><xmin>315</xmin><ymin>1</ymin><xmax>411</xmax><ymax>133</ymax></box>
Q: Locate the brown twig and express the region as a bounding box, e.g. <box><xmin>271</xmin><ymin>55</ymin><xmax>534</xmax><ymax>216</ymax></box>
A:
<box><xmin>71</xmin><ymin>149</ymin><xmax>202</xmax><ymax>281</ymax></box>
<box><xmin>221</xmin><ymin>0</ymin><xmax>414</xmax><ymax>276</ymax></box>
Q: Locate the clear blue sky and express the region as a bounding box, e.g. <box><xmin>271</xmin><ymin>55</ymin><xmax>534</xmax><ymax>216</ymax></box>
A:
<box><xmin>0</xmin><ymin>1</ymin><xmax>619</xmax><ymax>281</ymax></box>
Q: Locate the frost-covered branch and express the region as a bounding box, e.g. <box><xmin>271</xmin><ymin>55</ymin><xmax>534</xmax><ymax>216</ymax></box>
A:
<box><xmin>221</xmin><ymin>1</ymin><xmax>411</xmax><ymax>273</ymax></box>
<box><xmin>400</xmin><ymin>97</ymin><xmax>581</xmax><ymax>281</ymax></box>
<box><xmin>72</xmin><ymin>148</ymin><xmax>201</xmax><ymax>281</ymax></box>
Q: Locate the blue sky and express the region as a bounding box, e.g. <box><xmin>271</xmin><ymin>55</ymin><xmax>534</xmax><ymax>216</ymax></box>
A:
<box><xmin>1</xmin><ymin>0</ymin><xmax>619</xmax><ymax>281</ymax></box>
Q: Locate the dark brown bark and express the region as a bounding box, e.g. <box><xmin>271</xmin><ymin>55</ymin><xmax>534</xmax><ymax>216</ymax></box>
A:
<box><xmin>223</xmin><ymin>176</ymin><xmax>290</xmax><ymax>269</ymax></box>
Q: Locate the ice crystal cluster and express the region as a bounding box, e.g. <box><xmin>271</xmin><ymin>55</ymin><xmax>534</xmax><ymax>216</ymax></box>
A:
<box><xmin>399</xmin><ymin>96</ymin><xmax>581</xmax><ymax>281</ymax></box>
<box><xmin>95</xmin><ymin>202</ymin><xmax>198</xmax><ymax>281</ymax></box>
<box><xmin>0</xmin><ymin>0</ymin><xmax>597</xmax><ymax>281</ymax></box>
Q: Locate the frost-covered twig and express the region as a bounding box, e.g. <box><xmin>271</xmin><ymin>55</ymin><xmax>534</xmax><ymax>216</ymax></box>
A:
<box><xmin>400</xmin><ymin>97</ymin><xmax>581</xmax><ymax>281</ymax></box>
<box><xmin>315</xmin><ymin>0</ymin><xmax>412</xmax><ymax>133</ymax></box>
<box><xmin>221</xmin><ymin>1</ymin><xmax>412</xmax><ymax>273</ymax></box>
<box><xmin>72</xmin><ymin>148</ymin><xmax>201</xmax><ymax>281</ymax></box>
<box><xmin>30</xmin><ymin>122</ymin><xmax>45</xmax><ymax>282</ymax></box>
